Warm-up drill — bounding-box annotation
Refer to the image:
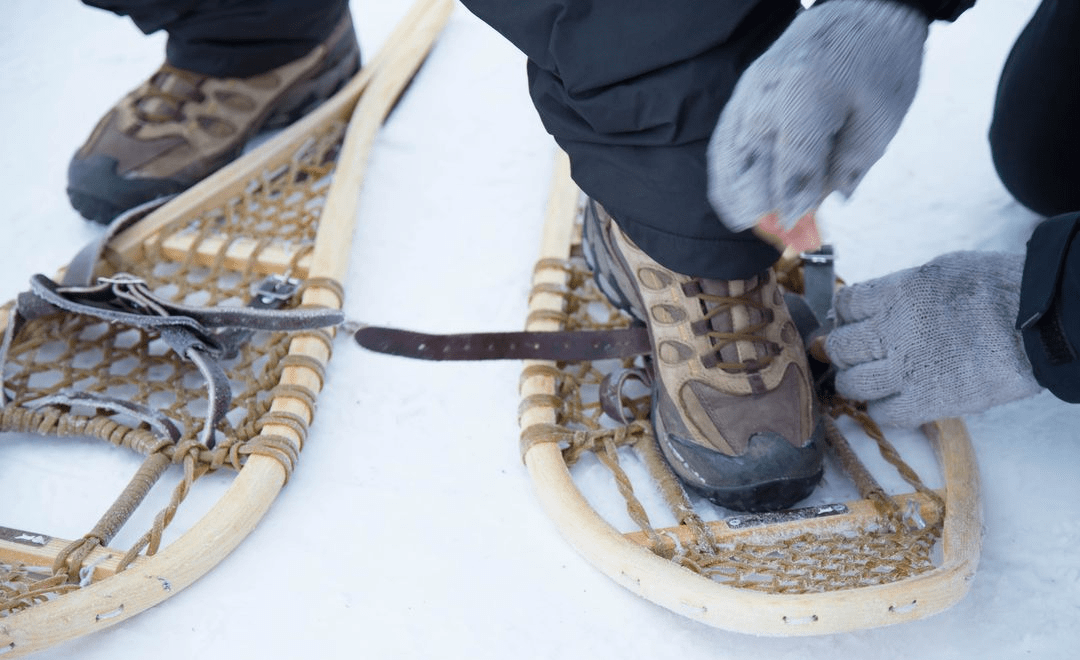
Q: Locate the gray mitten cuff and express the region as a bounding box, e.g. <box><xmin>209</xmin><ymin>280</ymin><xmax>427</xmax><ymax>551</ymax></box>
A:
<box><xmin>875</xmin><ymin>0</ymin><xmax>975</xmax><ymax>22</ymax></box>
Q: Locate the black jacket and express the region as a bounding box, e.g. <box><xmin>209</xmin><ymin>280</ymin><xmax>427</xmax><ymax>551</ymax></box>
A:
<box><xmin>1019</xmin><ymin>212</ymin><xmax>1080</xmax><ymax>403</ymax></box>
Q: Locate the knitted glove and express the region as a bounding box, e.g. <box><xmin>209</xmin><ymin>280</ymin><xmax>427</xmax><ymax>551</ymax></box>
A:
<box><xmin>825</xmin><ymin>251</ymin><xmax>1042</xmax><ymax>427</ymax></box>
<box><xmin>707</xmin><ymin>0</ymin><xmax>928</xmax><ymax>233</ymax></box>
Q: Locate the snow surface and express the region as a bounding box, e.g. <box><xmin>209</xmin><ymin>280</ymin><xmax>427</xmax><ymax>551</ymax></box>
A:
<box><xmin>2</xmin><ymin>0</ymin><xmax>1078</xmax><ymax>658</ymax></box>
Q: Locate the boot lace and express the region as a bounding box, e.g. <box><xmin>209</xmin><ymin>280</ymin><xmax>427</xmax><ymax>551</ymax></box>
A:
<box><xmin>133</xmin><ymin>65</ymin><xmax>207</xmax><ymax>123</ymax></box>
<box><xmin>682</xmin><ymin>277</ymin><xmax>781</xmax><ymax>373</ymax></box>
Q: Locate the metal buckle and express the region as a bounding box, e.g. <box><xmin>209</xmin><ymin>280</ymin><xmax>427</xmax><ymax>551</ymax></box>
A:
<box><xmin>252</xmin><ymin>275</ymin><xmax>301</xmax><ymax>309</ymax></box>
<box><xmin>800</xmin><ymin>245</ymin><xmax>836</xmax><ymax>331</ymax></box>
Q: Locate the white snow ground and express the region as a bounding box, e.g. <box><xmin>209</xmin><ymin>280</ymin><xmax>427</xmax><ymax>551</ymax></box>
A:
<box><xmin>2</xmin><ymin>0</ymin><xmax>1078</xmax><ymax>658</ymax></box>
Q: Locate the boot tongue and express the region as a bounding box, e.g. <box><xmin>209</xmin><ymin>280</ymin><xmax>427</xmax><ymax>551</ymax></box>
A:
<box><xmin>697</xmin><ymin>274</ymin><xmax>767</xmax><ymax>369</ymax></box>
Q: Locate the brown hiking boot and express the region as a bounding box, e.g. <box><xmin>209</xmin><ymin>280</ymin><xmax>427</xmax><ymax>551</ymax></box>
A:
<box><xmin>583</xmin><ymin>201</ymin><xmax>823</xmax><ymax>512</ymax></box>
<box><xmin>67</xmin><ymin>13</ymin><xmax>360</xmax><ymax>224</ymax></box>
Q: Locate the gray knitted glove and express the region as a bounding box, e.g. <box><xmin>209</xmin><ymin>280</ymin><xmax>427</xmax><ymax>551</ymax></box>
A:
<box><xmin>708</xmin><ymin>0</ymin><xmax>928</xmax><ymax>232</ymax></box>
<box><xmin>825</xmin><ymin>251</ymin><xmax>1042</xmax><ymax>427</ymax></box>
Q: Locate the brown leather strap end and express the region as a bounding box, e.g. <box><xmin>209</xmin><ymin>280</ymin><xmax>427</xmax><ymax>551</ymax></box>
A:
<box><xmin>353</xmin><ymin>325</ymin><xmax>650</xmax><ymax>361</ymax></box>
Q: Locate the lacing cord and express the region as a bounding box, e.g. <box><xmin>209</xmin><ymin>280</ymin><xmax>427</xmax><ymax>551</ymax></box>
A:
<box><xmin>134</xmin><ymin>65</ymin><xmax>207</xmax><ymax>123</ymax></box>
<box><xmin>682</xmin><ymin>279</ymin><xmax>781</xmax><ymax>372</ymax></box>
<box><xmin>1</xmin><ymin>272</ymin><xmax>341</xmax><ymax>584</ymax></box>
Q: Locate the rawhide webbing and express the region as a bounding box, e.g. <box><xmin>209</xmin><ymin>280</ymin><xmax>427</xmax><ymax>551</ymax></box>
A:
<box><xmin>0</xmin><ymin>201</ymin><xmax>343</xmax><ymax>448</ymax></box>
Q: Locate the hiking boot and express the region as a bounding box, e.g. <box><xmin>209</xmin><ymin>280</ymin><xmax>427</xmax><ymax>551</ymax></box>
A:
<box><xmin>67</xmin><ymin>13</ymin><xmax>360</xmax><ymax>224</ymax></box>
<box><xmin>582</xmin><ymin>201</ymin><xmax>824</xmax><ymax>512</ymax></box>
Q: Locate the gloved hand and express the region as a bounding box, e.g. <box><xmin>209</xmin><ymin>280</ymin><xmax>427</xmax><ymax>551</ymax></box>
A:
<box><xmin>825</xmin><ymin>251</ymin><xmax>1042</xmax><ymax>427</ymax></box>
<box><xmin>707</xmin><ymin>0</ymin><xmax>928</xmax><ymax>234</ymax></box>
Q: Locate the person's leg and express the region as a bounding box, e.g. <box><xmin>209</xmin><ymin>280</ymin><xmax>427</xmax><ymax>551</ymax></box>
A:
<box><xmin>461</xmin><ymin>0</ymin><xmax>823</xmax><ymax>512</ymax></box>
<box><xmin>462</xmin><ymin>0</ymin><xmax>800</xmax><ymax>280</ymax></box>
<box><xmin>70</xmin><ymin>0</ymin><xmax>360</xmax><ymax>223</ymax></box>
<box><xmin>990</xmin><ymin>0</ymin><xmax>1080</xmax><ymax>218</ymax></box>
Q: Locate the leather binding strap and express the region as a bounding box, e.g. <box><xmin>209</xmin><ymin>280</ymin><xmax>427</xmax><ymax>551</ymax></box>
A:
<box><xmin>353</xmin><ymin>325</ymin><xmax>651</xmax><ymax>361</ymax></box>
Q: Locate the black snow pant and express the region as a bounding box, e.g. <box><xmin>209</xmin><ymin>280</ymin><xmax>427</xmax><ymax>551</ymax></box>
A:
<box><xmin>459</xmin><ymin>1</ymin><xmax>974</xmax><ymax>280</ymax></box>
<box><xmin>82</xmin><ymin>0</ymin><xmax>350</xmax><ymax>78</ymax></box>
<box><xmin>460</xmin><ymin>1</ymin><xmax>801</xmax><ymax>280</ymax></box>
<box><xmin>990</xmin><ymin>0</ymin><xmax>1080</xmax><ymax>218</ymax></box>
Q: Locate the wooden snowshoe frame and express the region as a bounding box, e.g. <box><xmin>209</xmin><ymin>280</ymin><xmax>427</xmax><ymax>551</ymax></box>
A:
<box><xmin>0</xmin><ymin>1</ymin><xmax>452</xmax><ymax>655</ymax></box>
<box><xmin>519</xmin><ymin>152</ymin><xmax>982</xmax><ymax>636</ymax></box>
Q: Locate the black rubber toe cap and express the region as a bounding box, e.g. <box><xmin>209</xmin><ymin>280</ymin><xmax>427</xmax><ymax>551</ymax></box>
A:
<box><xmin>659</xmin><ymin>423</ymin><xmax>825</xmax><ymax>513</ymax></box>
<box><xmin>67</xmin><ymin>154</ymin><xmax>188</xmax><ymax>224</ymax></box>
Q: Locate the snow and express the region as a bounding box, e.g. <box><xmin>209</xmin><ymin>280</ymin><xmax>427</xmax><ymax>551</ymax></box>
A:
<box><xmin>2</xmin><ymin>0</ymin><xmax>1078</xmax><ymax>658</ymax></box>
